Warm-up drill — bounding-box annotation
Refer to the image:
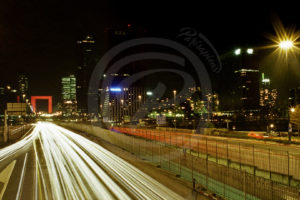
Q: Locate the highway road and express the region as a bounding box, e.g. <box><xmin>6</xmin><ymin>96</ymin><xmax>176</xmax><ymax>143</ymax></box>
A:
<box><xmin>0</xmin><ymin>122</ymin><xmax>184</xmax><ymax>200</ymax></box>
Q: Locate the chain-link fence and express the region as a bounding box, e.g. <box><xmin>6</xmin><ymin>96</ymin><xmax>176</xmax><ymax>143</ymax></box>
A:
<box><xmin>113</xmin><ymin>127</ymin><xmax>300</xmax><ymax>182</ymax></box>
<box><xmin>59</xmin><ymin>123</ymin><xmax>300</xmax><ymax>200</ymax></box>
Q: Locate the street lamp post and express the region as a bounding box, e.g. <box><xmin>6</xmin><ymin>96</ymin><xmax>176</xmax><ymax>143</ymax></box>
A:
<box><xmin>138</xmin><ymin>95</ymin><xmax>142</xmax><ymax>108</ymax></box>
<box><xmin>288</xmin><ymin>107</ymin><xmax>295</xmax><ymax>141</ymax></box>
<box><xmin>278</xmin><ymin>40</ymin><xmax>295</xmax><ymax>141</ymax></box>
<box><xmin>173</xmin><ymin>90</ymin><xmax>177</xmax><ymax>106</ymax></box>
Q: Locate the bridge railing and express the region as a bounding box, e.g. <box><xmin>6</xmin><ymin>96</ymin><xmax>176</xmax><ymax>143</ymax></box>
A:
<box><xmin>0</xmin><ymin>124</ymin><xmax>32</xmax><ymax>145</ymax></box>
<box><xmin>112</xmin><ymin>126</ymin><xmax>300</xmax><ymax>181</ymax></box>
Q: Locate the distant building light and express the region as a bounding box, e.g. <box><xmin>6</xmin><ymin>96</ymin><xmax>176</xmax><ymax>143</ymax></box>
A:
<box><xmin>262</xmin><ymin>79</ymin><xmax>270</xmax><ymax>83</ymax></box>
<box><xmin>81</xmin><ymin>40</ymin><xmax>95</xmax><ymax>44</ymax></box>
<box><xmin>110</xmin><ymin>87</ymin><xmax>122</xmax><ymax>92</ymax></box>
<box><xmin>247</xmin><ymin>48</ymin><xmax>254</xmax><ymax>54</ymax></box>
<box><xmin>234</xmin><ymin>48</ymin><xmax>241</xmax><ymax>55</ymax></box>
<box><xmin>146</xmin><ymin>91</ymin><xmax>153</xmax><ymax>96</ymax></box>
<box><xmin>234</xmin><ymin>69</ymin><xmax>259</xmax><ymax>73</ymax></box>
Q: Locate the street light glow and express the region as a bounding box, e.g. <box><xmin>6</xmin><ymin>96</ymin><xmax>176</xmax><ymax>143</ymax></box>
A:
<box><xmin>247</xmin><ymin>48</ymin><xmax>253</xmax><ymax>54</ymax></box>
<box><xmin>234</xmin><ymin>48</ymin><xmax>241</xmax><ymax>55</ymax></box>
<box><xmin>290</xmin><ymin>107</ymin><xmax>295</xmax><ymax>113</ymax></box>
<box><xmin>279</xmin><ymin>40</ymin><xmax>294</xmax><ymax>50</ymax></box>
<box><xmin>146</xmin><ymin>91</ymin><xmax>153</xmax><ymax>96</ymax></box>
<box><xmin>266</xmin><ymin>18</ymin><xmax>300</xmax><ymax>61</ymax></box>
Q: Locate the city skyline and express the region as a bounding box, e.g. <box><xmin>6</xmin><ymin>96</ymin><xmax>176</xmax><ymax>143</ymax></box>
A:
<box><xmin>1</xmin><ymin>3</ymin><xmax>300</xmax><ymax>199</ymax></box>
<box><xmin>1</xmin><ymin>2</ymin><xmax>300</xmax><ymax>104</ymax></box>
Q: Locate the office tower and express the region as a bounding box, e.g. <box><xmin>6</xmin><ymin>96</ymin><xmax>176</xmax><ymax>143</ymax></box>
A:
<box><xmin>232</xmin><ymin>48</ymin><xmax>260</xmax><ymax>111</ymax></box>
<box><xmin>61</xmin><ymin>75</ymin><xmax>77</xmax><ymax>115</ymax></box>
<box><xmin>76</xmin><ymin>35</ymin><xmax>96</xmax><ymax>114</ymax></box>
<box><xmin>101</xmin><ymin>86</ymin><xmax>146</xmax><ymax>124</ymax></box>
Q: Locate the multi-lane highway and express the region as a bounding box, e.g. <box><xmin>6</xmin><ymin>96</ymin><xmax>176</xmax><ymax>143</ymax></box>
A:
<box><xmin>0</xmin><ymin>122</ymin><xmax>184</xmax><ymax>200</ymax></box>
<box><xmin>112</xmin><ymin>127</ymin><xmax>300</xmax><ymax>179</ymax></box>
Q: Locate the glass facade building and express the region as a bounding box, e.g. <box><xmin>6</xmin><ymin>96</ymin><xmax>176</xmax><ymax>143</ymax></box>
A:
<box><xmin>61</xmin><ymin>75</ymin><xmax>77</xmax><ymax>115</ymax></box>
<box><xmin>62</xmin><ymin>75</ymin><xmax>77</xmax><ymax>102</ymax></box>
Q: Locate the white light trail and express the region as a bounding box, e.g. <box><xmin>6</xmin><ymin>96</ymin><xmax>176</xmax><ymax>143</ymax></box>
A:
<box><xmin>16</xmin><ymin>153</ymin><xmax>28</xmax><ymax>200</ymax></box>
<box><xmin>4</xmin><ymin>122</ymin><xmax>184</xmax><ymax>200</ymax></box>
<box><xmin>0</xmin><ymin>127</ymin><xmax>38</xmax><ymax>162</ymax></box>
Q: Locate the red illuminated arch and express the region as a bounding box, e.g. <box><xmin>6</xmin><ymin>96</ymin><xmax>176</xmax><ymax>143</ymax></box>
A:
<box><xmin>31</xmin><ymin>96</ymin><xmax>53</xmax><ymax>114</ymax></box>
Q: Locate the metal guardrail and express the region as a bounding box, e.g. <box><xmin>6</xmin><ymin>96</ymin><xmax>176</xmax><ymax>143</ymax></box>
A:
<box><xmin>0</xmin><ymin>124</ymin><xmax>32</xmax><ymax>144</ymax></box>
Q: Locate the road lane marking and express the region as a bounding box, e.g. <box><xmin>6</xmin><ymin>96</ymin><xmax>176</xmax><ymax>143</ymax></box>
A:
<box><xmin>34</xmin><ymin>153</ymin><xmax>38</xmax><ymax>200</ymax></box>
<box><xmin>16</xmin><ymin>153</ymin><xmax>28</xmax><ymax>200</ymax></box>
<box><xmin>33</xmin><ymin>138</ymin><xmax>49</xmax><ymax>200</ymax></box>
<box><xmin>0</xmin><ymin>160</ymin><xmax>16</xmax><ymax>200</ymax></box>
<box><xmin>33</xmin><ymin>140</ymin><xmax>39</xmax><ymax>200</ymax></box>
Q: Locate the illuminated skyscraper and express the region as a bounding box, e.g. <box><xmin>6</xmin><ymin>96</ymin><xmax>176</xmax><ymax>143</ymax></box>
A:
<box><xmin>76</xmin><ymin>35</ymin><xmax>96</xmax><ymax>114</ymax></box>
<box><xmin>258</xmin><ymin>73</ymin><xmax>278</xmax><ymax>119</ymax></box>
<box><xmin>101</xmin><ymin>86</ymin><xmax>146</xmax><ymax>124</ymax></box>
<box><xmin>259</xmin><ymin>73</ymin><xmax>277</xmax><ymax>107</ymax></box>
<box><xmin>61</xmin><ymin>75</ymin><xmax>77</xmax><ymax>114</ymax></box>
<box><xmin>62</xmin><ymin>75</ymin><xmax>77</xmax><ymax>102</ymax></box>
<box><xmin>234</xmin><ymin>68</ymin><xmax>260</xmax><ymax>111</ymax></box>
<box><xmin>228</xmin><ymin>48</ymin><xmax>260</xmax><ymax>112</ymax></box>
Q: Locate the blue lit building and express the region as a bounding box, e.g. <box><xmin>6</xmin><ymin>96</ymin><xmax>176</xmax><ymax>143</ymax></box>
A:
<box><xmin>101</xmin><ymin>85</ymin><xmax>146</xmax><ymax>124</ymax></box>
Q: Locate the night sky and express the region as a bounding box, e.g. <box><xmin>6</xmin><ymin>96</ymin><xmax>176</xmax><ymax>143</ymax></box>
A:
<box><xmin>1</xmin><ymin>1</ymin><xmax>299</xmax><ymax>106</ymax></box>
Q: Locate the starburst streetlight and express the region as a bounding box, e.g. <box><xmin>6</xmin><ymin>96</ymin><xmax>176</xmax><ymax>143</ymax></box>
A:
<box><xmin>266</xmin><ymin>20</ymin><xmax>300</xmax><ymax>61</ymax></box>
<box><xmin>265</xmin><ymin>18</ymin><xmax>300</xmax><ymax>141</ymax></box>
<box><xmin>288</xmin><ymin>107</ymin><xmax>296</xmax><ymax>141</ymax></box>
<box><xmin>279</xmin><ymin>40</ymin><xmax>294</xmax><ymax>50</ymax></box>
<box><xmin>278</xmin><ymin>39</ymin><xmax>296</xmax><ymax>60</ymax></box>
